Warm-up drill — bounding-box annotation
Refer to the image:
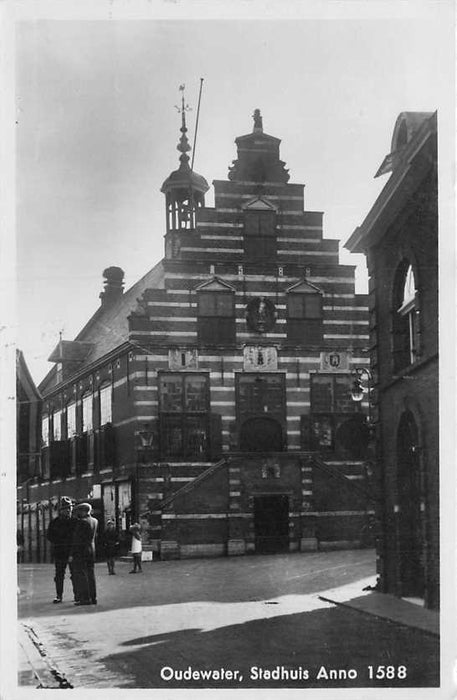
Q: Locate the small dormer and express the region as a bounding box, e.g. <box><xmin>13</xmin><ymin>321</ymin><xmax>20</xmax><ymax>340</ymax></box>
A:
<box><xmin>48</xmin><ymin>338</ymin><xmax>94</xmax><ymax>383</ymax></box>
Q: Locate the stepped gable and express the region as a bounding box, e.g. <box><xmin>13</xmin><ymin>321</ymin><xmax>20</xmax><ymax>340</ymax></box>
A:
<box><xmin>228</xmin><ymin>109</ymin><xmax>290</xmax><ymax>184</ymax></box>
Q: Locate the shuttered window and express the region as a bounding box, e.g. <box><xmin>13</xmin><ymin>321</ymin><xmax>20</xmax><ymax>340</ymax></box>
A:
<box><xmin>287</xmin><ymin>292</ymin><xmax>323</xmax><ymax>344</ymax></box>
<box><xmin>198</xmin><ymin>291</ymin><xmax>235</xmax><ymax>345</ymax></box>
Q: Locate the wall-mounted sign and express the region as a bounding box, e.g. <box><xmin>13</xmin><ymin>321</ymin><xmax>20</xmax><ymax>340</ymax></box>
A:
<box><xmin>319</xmin><ymin>351</ymin><xmax>351</xmax><ymax>373</ymax></box>
<box><xmin>169</xmin><ymin>349</ymin><xmax>198</xmax><ymax>370</ymax></box>
<box><xmin>243</xmin><ymin>345</ymin><xmax>278</xmax><ymax>371</ymax></box>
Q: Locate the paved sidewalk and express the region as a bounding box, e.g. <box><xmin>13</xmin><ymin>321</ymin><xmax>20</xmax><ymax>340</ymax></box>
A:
<box><xmin>318</xmin><ymin>578</ymin><xmax>439</xmax><ymax>636</ymax></box>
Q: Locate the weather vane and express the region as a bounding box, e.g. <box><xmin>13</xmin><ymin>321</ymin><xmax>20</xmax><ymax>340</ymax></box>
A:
<box><xmin>175</xmin><ymin>84</ymin><xmax>192</xmax><ymax>114</ymax></box>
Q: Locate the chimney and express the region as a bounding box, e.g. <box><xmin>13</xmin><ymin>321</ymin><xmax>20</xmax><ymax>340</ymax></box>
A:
<box><xmin>100</xmin><ymin>267</ymin><xmax>124</xmax><ymax>307</ymax></box>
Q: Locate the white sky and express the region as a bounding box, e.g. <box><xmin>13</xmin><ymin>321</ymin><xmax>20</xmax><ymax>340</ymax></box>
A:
<box><xmin>14</xmin><ymin>4</ymin><xmax>453</xmax><ymax>383</ymax></box>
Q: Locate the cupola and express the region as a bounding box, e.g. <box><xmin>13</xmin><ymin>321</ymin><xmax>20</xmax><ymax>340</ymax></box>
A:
<box><xmin>161</xmin><ymin>86</ymin><xmax>209</xmax><ymax>234</ymax></box>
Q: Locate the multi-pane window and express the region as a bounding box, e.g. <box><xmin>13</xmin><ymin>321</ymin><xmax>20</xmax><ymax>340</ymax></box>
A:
<box><xmin>393</xmin><ymin>262</ymin><xmax>419</xmax><ymax>371</ymax></box>
<box><xmin>82</xmin><ymin>393</ymin><xmax>93</xmax><ymax>432</ymax></box>
<box><xmin>237</xmin><ymin>374</ymin><xmax>285</xmax><ymax>417</ymax></box>
<box><xmin>42</xmin><ymin>416</ymin><xmax>49</xmax><ymax>447</ymax></box>
<box><xmin>310</xmin><ymin>375</ymin><xmax>354</xmax><ymax>414</ymax></box>
<box><xmin>309</xmin><ymin>374</ymin><xmax>357</xmax><ymax>452</ymax></box>
<box><xmin>66</xmin><ymin>402</ymin><xmax>76</xmax><ymax>438</ymax></box>
<box><xmin>159</xmin><ymin>373</ymin><xmax>209</xmax><ymax>459</ymax></box>
<box><xmin>243</xmin><ymin>210</ymin><xmax>277</xmax><ymax>260</ymax></box>
<box><xmin>100</xmin><ymin>385</ymin><xmax>112</xmax><ymax>426</ymax></box>
<box><xmin>287</xmin><ymin>292</ymin><xmax>323</xmax><ymax>344</ymax></box>
<box><xmin>52</xmin><ymin>410</ymin><xmax>62</xmax><ymax>441</ymax></box>
<box><xmin>198</xmin><ymin>291</ymin><xmax>235</xmax><ymax>345</ymax></box>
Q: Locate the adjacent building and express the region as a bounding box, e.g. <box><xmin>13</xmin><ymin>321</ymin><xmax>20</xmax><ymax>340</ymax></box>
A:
<box><xmin>18</xmin><ymin>104</ymin><xmax>372</xmax><ymax>561</ymax></box>
<box><xmin>345</xmin><ymin>112</ymin><xmax>438</xmax><ymax>609</ymax></box>
<box><xmin>16</xmin><ymin>350</ymin><xmax>42</xmax><ymax>561</ymax></box>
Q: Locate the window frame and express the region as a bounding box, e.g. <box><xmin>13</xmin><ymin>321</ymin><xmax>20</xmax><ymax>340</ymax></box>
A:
<box><xmin>42</xmin><ymin>415</ymin><xmax>49</xmax><ymax>447</ymax></box>
<box><xmin>197</xmin><ymin>290</ymin><xmax>236</xmax><ymax>345</ymax></box>
<box><xmin>52</xmin><ymin>409</ymin><xmax>62</xmax><ymax>442</ymax></box>
<box><xmin>99</xmin><ymin>384</ymin><xmax>113</xmax><ymax>426</ymax></box>
<box><xmin>66</xmin><ymin>402</ymin><xmax>77</xmax><ymax>439</ymax></box>
<box><xmin>309</xmin><ymin>373</ymin><xmax>359</xmax><ymax>452</ymax></box>
<box><xmin>158</xmin><ymin>372</ymin><xmax>210</xmax><ymax>460</ymax></box>
<box><xmin>287</xmin><ymin>291</ymin><xmax>323</xmax><ymax>344</ymax></box>
<box><xmin>82</xmin><ymin>393</ymin><xmax>93</xmax><ymax>433</ymax></box>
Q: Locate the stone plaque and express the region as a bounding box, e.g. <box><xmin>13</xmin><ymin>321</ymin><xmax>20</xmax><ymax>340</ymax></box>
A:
<box><xmin>168</xmin><ymin>349</ymin><xmax>198</xmax><ymax>370</ymax></box>
<box><xmin>319</xmin><ymin>351</ymin><xmax>351</xmax><ymax>372</ymax></box>
<box><xmin>243</xmin><ymin>345</ymin><xmax>278</xmax><ymax>371</ymax></box>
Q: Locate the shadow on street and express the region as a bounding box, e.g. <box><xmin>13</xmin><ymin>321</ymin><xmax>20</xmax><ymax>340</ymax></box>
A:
<box><xmin>98</xmin><ymin>603</ymin><xmax>439</xmax><ymax>688</ymax></box>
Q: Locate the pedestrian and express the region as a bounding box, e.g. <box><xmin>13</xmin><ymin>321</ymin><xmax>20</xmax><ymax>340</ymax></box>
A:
<box><xmin>102</xmin><ymin>520</ymin><xmax>119</xmax><ymax>575</ymax></box>
<box><xmin>69</xmin><ymin>502</ymin><xmax>98</xmax><ymax>606</ymax></box>
<box><xmin>46</xmin><ymin>496</ymin><xmax>78</xmax><ymax>604</ymax></box>
<box><xmin>129</xmin><ymin>523</ymin><xmax>142</xmax><ymax>573</ymax></box>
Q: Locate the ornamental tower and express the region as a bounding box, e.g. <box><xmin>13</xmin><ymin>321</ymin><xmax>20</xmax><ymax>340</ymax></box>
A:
<box><xmin>161</xmin><ymin>86</ymin><xmax>209</xmax><ymax>258</ymax></box>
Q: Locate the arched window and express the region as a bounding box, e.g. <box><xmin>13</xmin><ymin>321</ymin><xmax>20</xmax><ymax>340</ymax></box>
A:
<box><xmin>393</xmin><ymin>261</ymin><xmax>419</xmax><ymax>372</ymax></box>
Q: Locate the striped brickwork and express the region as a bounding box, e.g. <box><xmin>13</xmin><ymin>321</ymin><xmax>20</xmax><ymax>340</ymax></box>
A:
<box><xmin>31</xmin><ymin>119</ymin><xmax>371</xmax><ymax>561</ymax></box>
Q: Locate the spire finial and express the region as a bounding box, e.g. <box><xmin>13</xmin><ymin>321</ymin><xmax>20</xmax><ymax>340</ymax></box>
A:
<box><xmin>253</xmin><ymin>108</ymin><xmax>263</xmax><ymax>133</ymax></box>
<box><xmin>174</xmin><ymin>84</ymin><xmax>192</xmax><ymax>169</ymax></box>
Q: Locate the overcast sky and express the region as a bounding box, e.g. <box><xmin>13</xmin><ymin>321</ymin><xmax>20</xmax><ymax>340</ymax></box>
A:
<box><xmin>15</xmin><ymin>4</ymin><xmax>452</xmax><ymax>383</ymax></box>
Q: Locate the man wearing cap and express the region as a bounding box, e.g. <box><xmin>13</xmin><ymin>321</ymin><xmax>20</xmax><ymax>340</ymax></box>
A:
<box><xmin>69</xmin><ymin>503</ymin><xmax>98</xmax><ymax>606</ymax></box>
<box><xmin>46</xmin><ymin>496</ymin><xmax>78</xmax><ymax>604</ymax></box>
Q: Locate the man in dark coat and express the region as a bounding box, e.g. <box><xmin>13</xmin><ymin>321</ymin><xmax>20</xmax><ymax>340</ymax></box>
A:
<box><xmin>69</xmin><ymin>502</ymin><xmax>98</xmax><ymax>606</ymax></box>
<box><xmin>46</xmin><ymin>496</ymin><xmax>77</xmax><ymax>603</ymax></box>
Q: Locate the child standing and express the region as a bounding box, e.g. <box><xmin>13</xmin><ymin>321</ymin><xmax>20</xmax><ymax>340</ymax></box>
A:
<box><xmin>129</xmin><ymin>523</ymin><xmax>142</xmax><ymax>573</ymax></box>
<box><xmin>102</xmin><ymin>520</ymin><xmax>119</xmax><ymax>575</ymax></box>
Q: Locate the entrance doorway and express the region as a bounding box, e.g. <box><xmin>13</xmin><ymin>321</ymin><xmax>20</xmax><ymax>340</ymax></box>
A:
<box><xmin>397</xmin><ymin>411</ymin><xmax>424</xmax><ymax>597</ymax></box>
<box><xmin>253</xmin><ymin>494</ymin><xmax>289</xmax><ymax>553</ymax></box>
<box><xmin>240</xmin><ymin>417</ymin><xmax>283</xmax><ymax>452</ymax></box>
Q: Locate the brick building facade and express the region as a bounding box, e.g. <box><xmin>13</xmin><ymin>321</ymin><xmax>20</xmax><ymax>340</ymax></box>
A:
<box><xmin>346</xmin><ymin>112</ymin><xmax>438</xmax><ymax>609</ymax></box>
<box><xmin>18</xmin><ymin>106</ymin><xmax>372</xmax><ymax>561</ymax></box>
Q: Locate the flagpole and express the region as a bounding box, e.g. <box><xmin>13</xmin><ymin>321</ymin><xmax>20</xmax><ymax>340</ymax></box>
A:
<box><xmin>191</xmin><ymin>78</ymin><xmax>204</xmax><ymax>172</ymax></box>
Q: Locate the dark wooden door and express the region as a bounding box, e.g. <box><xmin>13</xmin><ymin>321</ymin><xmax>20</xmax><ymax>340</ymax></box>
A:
<box><xmin>254</xmin><ymin>495</ymin><xmax>289</xmax><ymax>553</ymax></box>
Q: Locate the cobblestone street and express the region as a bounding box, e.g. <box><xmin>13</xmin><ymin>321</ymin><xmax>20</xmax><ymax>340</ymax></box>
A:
<box><xmin>16</xmin><ymin>549</ymin><xmax>439</xmax><ymax>691</ymax></box>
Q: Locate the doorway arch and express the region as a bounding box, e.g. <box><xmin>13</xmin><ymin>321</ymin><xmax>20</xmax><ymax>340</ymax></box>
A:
<box><xmin>397</xmin><ymin>411</ymin><xmax>424</xmax><ymax>597</ymax></box>
<box><xmin>239</xmin><ymin>416</ymin><xmax>283</xmax><ymax>452</ymax></box>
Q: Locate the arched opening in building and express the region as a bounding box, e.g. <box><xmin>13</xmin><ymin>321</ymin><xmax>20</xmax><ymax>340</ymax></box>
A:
<box><xmin>335</xmin><ymin>413</ymin><xmax>371</xmax><ymax>459</ymax></box>
<box><xmin>239</xmin><ymin>416</ymin><xmax>283</xmax><ymax>452</ymax></box>
<box><xmin>397</xmin><ymin>411</ymin><xmax>424</xmax><ymax>598</ymax></box>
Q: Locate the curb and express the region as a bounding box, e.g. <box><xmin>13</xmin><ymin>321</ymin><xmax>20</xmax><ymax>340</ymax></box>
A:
<box><xmin>317</xmin><ymin>593</ymin><xmax>439</xmax><ymax>637</ymax></box>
